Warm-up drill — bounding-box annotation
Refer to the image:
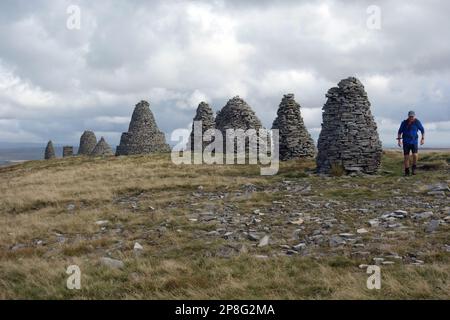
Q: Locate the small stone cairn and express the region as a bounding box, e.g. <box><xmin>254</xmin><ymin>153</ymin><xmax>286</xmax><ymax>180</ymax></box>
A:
<box><xmin>63</xmin><ymin>146</ymin><xmax>74</xmax><ymax>158</ymax></box>
<box><xmin>78</xmin><ymin>131</ymin><xmax>97</xmax><ymax>156</ymax></box>
<box><xmin>187</xmin><ymin>102</ymin><xmax>215</xmax><ymax>152</ymax></box>
<box><xmin>91</xmin><ymin>137</ymin><xmax>113</xmax><ymax>156</ymax></box>
<box><xmin>116</xmin><ymin>100</ymin><xmax>170</xmax><ymax>155</ymax></box>
<box><xmin>215</xmin><ymin>96</ymin><xmax>264</xmax><ymax>154</ymax></box>
<box><xmin>44</xmin><ymin>141</ymin><xmax>56</xmax><ymax>160</ymax></box>
<box><xmin>272</xmin><ymin>94</ymin><xmax>316</xmax><ymax>160</ymax></box>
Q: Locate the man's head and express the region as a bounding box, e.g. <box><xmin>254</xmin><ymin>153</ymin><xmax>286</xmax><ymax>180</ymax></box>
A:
<box><xmin>408</xmin><ymin>110</ymin><xmax>416</xmax><ymax>120</ymax></box>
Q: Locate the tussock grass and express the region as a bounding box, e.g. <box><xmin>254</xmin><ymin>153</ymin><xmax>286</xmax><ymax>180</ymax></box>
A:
<box><xmin>0</xmin><ymin>152</ymin><xmax>449</xmax><ymax>299</ymax></box>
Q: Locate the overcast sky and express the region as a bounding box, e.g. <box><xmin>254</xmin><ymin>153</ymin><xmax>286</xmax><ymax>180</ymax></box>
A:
<box><xmin>0</xmin><ymin>0</ymin><xmax>449</xmax><ymax>148</ymax></box>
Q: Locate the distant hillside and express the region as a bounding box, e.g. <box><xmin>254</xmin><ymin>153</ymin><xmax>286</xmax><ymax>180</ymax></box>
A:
<box><xmin>0</xmin><ymin>146</ymin><xmax>79</xmax><ymax>166</ymax></box>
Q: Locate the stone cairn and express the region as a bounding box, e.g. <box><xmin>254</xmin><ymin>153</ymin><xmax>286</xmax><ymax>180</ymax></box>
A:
<box><xmin>316</xmin><ymin>77</ymin><xmax>382</xmax><ymax>174</ymax></box>
<box><xmin>272</xmin><ymin>94</ymin><xmax>316</xmax><ymax>160</ymax></box>
<box><xmin>63</xmin><ymin>146</ymin><xmax>74</xmax><ymax>158</ymax></box>
<box><xmin>91</xmin><ymin>137</ymin><xmax>113</xmax><ymax>156</ymax></box>
<box><xmin>44</xmin><ymin>140</ymin><xmax>56</xmax><ymax>160</ymax></box>
<box><xmin>187</xmin><ymin>102</ymin><xmax>215</xmax><ymax>152</ymax></box>
<box><xmin>116</xmin><ymin>100</ymin><xmax>170</xmax><ymax>155</ymax></box>
<box><xmin>78</xmin><ymin>130</ymin><xmax>97</xmax><ymax>156</ymax></box>
<box><xmin>215</xmin><ymin>96</ymin><xmax>264</xmax><ymax>154</ymax></box>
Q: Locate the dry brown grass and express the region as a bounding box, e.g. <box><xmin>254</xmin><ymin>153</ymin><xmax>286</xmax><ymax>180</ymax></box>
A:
<box><xmin>0</xmin><ymin>152</ymin><xmax>449</xmax><ymax>299</ymax></box>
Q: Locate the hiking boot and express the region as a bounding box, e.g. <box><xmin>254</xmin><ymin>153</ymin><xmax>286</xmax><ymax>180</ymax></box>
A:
<box><xmin>404</xmin><ymin>168</ymin><xmax>410</xmax><ymax>176</ymax></box>
<box><xmin>412</xmin><ymin>165</ymin><xmax>417</xmax><ymax>175</ymax></box>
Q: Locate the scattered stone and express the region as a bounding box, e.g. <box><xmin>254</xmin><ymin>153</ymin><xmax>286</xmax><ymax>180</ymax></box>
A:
<box><xmin>44</xmin><ymin>141</ymin><xmax>56</xmax><ymax>160</ymax></box>
<box><xmin>412</xmin><ymin>211</ymin><xmax>434</xmax><ymax>220</ymax></box>
<box><xmin>427</xmin><ymin>183</ymin><xmax>450</xmax><ymax>192</ymax></box>
<box><xmin>412</xmin><ymin>259</ymin><xmax>424</xmax><ymax>265</ymax></box>
<box><xmin>56</xmin><ymin>235</ymin><xmax>66</xmax><ymax>243</ymax></box>
<box><xmin>368</xmin><ymin>219</ymin><xmax>379</xmax><ymax>227</ymax></box>
<box><xmin>357</xmin><ymin>228</ymin><xmax>368</xmax><ymax>234</ymax></box>
<box><xmin>134</xmin><ymin>242</ymin><xmax>143</xmax><ymax>251</ymax></box>
<box><xmin>316</xmin><ymin>77</ymin><xmax>382</xmax><ymax>174</ymax></box>
<box><xmin>224</xmin><ymin>231</ymin><xmax>234</xmax><ymax>238</ymax></box>
<box><xmin>258</xmin><ymin>235</ymin><xmax>270</xmax><ymax>247</ymax></box>
<box><xmin>386</xmin><ymin>254</ymin><xmax>402</xmax><ymax>260</ymax></box>
<box><xmin>289</xmin><ymin>218</ymin><xmax>304</xmax><ymax>225</ymax></box>
<box><xmin>387</xmin><ymin>223</ymin><xmax>403</xmax><ymax>229</ymax></box>
<box><xmin>100</xmin><ymin>257</ymin><xmax>124</xmax><ymax>269</ymax></box>
<box><xmin>10</xmin><ymin>243</ymin><xmax>26</xmax><ymax>251</ymax></box>
<box><xmin>381</xmin><ymin>211</ymin><xmax>407</xmax><ymax>220</ymax></box>
<box><xmin>427</xmin><ymin>191</ymin><xmax>446</xmax><ymax>197</ymax></box>
<box><xmin>329</xmin><ymin>235</ymin><xmax>346</xmax><ymax>247</ymax></box>
<box><xmin>293</xmin><ymin>243</ymin><xmax>306</xmax><ymax>251</ymax></box>
<box><xmin>292</xmin><ymin>229</ymin><xmax>302</xmax><ymax>239</ymax></box>
<box><xmin>95</xmin><ymin>220</ymin><xmax>109</xmax><ymax>226</ymax></box>
<box><xmin>66</xmin><ymin>204</ymin><xmax>76</xmax><ymax>211</ymax></box>
<box><xmin>373</xmin><ymin>257</ymin><xmax>384</xmax><ymax>265</ymax></box>
<box><xmin>426</xmin><ymin>220</ymin><xmax>440</xmax><ymax>233</ymax></box>
<box><xmin>391</xmin><ymin>211</ymin><xmax>407</xmax><ymax>219</ymax></box>
<box><xmin>116</xmin><ymin>100</ymin><xmax>170</xmax><ymax>155</ymax></box>
<box><xmin>272</xmin><ymin>93</ymin><xmax>316</xmax><ymax>160</ymax></box>
<box><xmin>78</xmin><ymin>131</ymin><xmax>97</xmax><ymax>155</ymax></box>
<box><xmin>91</xmin><ymin>137</ymin><xmax>114</xmax><ymax>157</ymax></box>
<box><xmin>339</xmin><ymin>233</ymin><xmax>355</xmax><ymax>238</ymax></box>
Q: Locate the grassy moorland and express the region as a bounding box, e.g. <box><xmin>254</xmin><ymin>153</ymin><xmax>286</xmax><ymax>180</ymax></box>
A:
<box><xmin>0</xmin><ymin>150</ymin><xmax>449</xmax><ymax>299</ymax></box>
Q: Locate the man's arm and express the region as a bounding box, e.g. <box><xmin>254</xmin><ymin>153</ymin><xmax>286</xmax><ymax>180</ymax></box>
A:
<box><xmin>417</xmin><ymin>120</ymin><xmax>425</xmax><ymax>145</ymax></box>
<box><xmin>397</xmin><ymin>121</ymin><xmax>404</xmax><ymax>147</ymax></box>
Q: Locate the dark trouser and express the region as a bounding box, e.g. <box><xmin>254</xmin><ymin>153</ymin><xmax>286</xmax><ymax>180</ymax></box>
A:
<box><xmin>403</xmin><ymin>143</ymin><xmax>418</xmax><ymax>155</ymax></box>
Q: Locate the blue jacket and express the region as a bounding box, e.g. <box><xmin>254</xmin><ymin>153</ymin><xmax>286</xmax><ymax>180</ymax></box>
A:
<box><xmin>398</xmin><ymin>119</ymin><xmax>424</xmax><ymax>145</ymax></box>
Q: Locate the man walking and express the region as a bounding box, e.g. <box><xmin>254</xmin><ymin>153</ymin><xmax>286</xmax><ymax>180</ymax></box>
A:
<box><xmin>397</xmin><ymin>111</ymin><xmax>425</xmax><ymax>176</ymax></box>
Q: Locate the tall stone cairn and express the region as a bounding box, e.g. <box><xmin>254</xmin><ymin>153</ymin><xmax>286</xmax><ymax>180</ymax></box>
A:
<box><xmin>272</xmin><ymin>94</ymin><xmax>316</xmax><ymax>160</ymax></box>
<box><xmin>78</xmin><ymin>130</ymin><xmax>97</xmax><ymax>155</ymax></box>
<box><xmin>187</xmin><ymin>102</ymin><xmax>215</xmax><ymax>152</ymax></box>
<box><xmin>215</xmin><ymin>96</ymin><xmax>264</xmax><ymax>153</ymax></box>
<box><xmin>116</xmin><ymin>100</ymin><xmax>170</xmax><ymax>155</ymax></box>
<box><xmin>63</xmin><ymin>146</ymin><xmax>74</xmax><ymax>158</ymax></box>
<box><xmin>44</xmin><ymin>140</ymin><xmax>56</xmax><ymax>160</ymax></box>
<box><xmin>316</xmin><ymin>77</ymin><xmax>382</xmax><ymax>174</ymax></box>
<box><xmin>91</xmin><ymin>137</ymin><xmax>113</xmax><ymax>156</ymax></box>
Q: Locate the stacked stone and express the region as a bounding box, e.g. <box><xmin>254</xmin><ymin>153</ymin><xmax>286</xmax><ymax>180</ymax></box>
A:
<box><xmin>187</xmin><ymin>102</ymin><xmax>215</xmax><ymax>152</ymax></box>
<box><xmin>44</xmin><ymin>141</ymin><xmax>56</xmax><ymax>160</ymax></box>
<box><xmin>78</xmin><ymin>131</ymin><xmax>97</xmax><ymax>156</ymax></box>
<box><xmin>316</xmin><ymin>77</ymin><xmax>382</xmax><ymax>174</ymax></box>
<box><xmin>116</xmin><ymin>100</ymin><xmax>170</xmax><ymax>155</ymax></box>
<box><xmin>215</xmin><ymin>96</ymin><xmax>264</xmax><ymax>154</ymax></box>
<box><xmin>63</xmin><ymin>146</ymin><xmax>74</xmax><ymax>158</ymax></box>
<box><xmin>272</xmin><ymin>94</ymin><xmax>316</xmax><ymax>160</ymax></box>
<box><xmin>91</xmin><ymin>137</ymin><xmax>113</xmax><ymax>156</ymax></box>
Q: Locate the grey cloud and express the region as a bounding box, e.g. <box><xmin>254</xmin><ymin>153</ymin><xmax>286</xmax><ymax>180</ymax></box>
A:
<box><xmin>0</xmin><ymin>0</ymin><xmax>449</xmax><ymax>147</ymax></box>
